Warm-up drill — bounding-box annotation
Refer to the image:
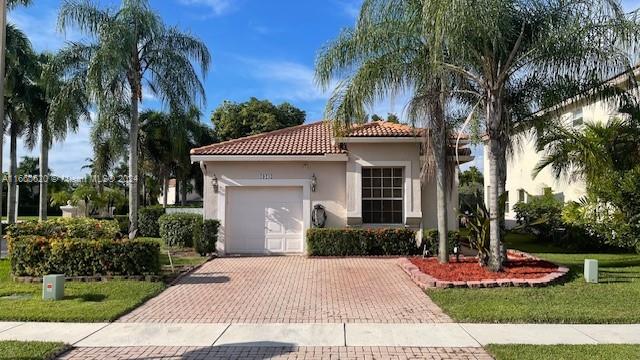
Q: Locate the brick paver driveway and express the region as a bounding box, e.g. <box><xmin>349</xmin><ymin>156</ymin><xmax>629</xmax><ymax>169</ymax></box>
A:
<box><xmin>119</xmin><ymin>257</ymin><xmax>451</xmax><ymax>323</ymax></box>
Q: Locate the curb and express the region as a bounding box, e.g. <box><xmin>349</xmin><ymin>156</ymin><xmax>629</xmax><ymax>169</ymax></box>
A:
<box><xmin>397</xmin><ymin>251</ymin><xmax>570</xmax><ymax>289</ymax></box>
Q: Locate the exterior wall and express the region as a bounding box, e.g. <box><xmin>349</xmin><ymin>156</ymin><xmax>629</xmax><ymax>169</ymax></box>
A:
<box><xmin>484</xmin><ymin>96</ymin><xmax>623</xmax><ymax>227</ymax></box>
<box><xmin>200</xmin><ymin>161</ymin><xmax>347</xmax><ymax>253</ymax></box>
<box><xmin>344</xmin><ymin>142</ymin><xmax>459</xmax><ymax>231</ymax></box>
<box><xmin>158</xmin><ymin>179</ymin><xmax>202</xmax><ymax>205</ymax></box>
<box><xmin>200</xmin><ymin>143</ymin><xmax>462</xmax><ymax>253</ymax></box>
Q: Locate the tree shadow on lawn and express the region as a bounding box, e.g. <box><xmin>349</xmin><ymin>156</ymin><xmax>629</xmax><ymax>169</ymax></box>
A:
<box><xmin>64</xmin><ymin>293</ymin><xmax>107</xmax><ymax>302</ymax></box>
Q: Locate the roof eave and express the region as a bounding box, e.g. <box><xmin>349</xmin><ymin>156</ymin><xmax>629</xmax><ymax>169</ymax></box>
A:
<box><xmin>191</xmin><ymin>153</ymin><xmax>348</xmax><ymax>162</ymax></box>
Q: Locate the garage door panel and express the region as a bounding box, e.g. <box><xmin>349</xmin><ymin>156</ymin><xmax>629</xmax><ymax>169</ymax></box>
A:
<box><xmin>227</xmin><ymin>187</ymin><xmax>303</xmax><ymax>254</ymax></box>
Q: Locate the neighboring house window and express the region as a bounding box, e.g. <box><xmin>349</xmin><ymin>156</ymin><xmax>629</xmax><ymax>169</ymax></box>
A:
<box><xmin>362</xmin><ymin>167</ymin><xmax>403</xmax><ymax>224</ymax></box>
<box><xmin>572</xmin><ymin>109</ymin><xmax>584</xmax><ymax>127</ymax></box>
<box><xmin>518</xmin><ymin>189</ymin><xmax>526</xmax><ymax>203</ymax></box>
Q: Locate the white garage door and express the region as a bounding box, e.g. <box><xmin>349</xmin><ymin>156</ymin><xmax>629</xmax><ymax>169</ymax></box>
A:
<box><xmin>226</xmin><ymin>186</ymin><xmax>304</xmax><ymax>254</ymax></box>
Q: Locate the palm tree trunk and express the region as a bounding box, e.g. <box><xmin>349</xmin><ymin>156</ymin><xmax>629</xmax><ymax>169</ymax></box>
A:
<box><xmin>7</xmin><ymin>123</ymin><xmax>17</xmax><ymax>224</ymax></box>
<box><xmin>487</xmin><ymin>92</ymin><xmax>503</xmax><ymax>272</ymax></box>
<box><xmin>432</xmin><ymin>84</ymin><xmax>449</xmax><ymax>264</ymax></box>
<box><xmin>0</xmin><ymin>2</ymin><xmax>6</xmax><ymax>229</ymax></box>
<box><xmin>39</xmin><ymin>125</ymin><xmax>49</xmax><ymax>221</ymax></box>
<box><xmin>181</xmin><ymin>177</ymin><xmax>187</xmax><ymax>206</ymax></box>
<box><xmin>174</xmin><ymin>178</ymin><xmax>180</xmax><ymax>205</ymax></box>
<box><xmin>162</xmin><ymin>173</ymin><xmax>168</xmax><ymax>208</ymax></box>
<box><xmin>435</xmin><ymin>135</ymin><xmax>448</xmax><ymax>263</ymax></box>
<box><xmin>128</xmin><ymin>87</ymin><xmax>140</xmax><ymax>238</ymax></box>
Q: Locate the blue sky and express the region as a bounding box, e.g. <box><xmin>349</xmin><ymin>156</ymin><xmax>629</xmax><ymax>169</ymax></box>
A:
<box><xmin>4</xmin><ymin>0</ymin><xmax>640</xmax><ymax>177</ymax></box>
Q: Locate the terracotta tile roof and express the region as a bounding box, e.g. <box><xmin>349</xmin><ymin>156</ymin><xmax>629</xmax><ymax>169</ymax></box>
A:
<box><xmin>190</xmin><ymin>121</ymin><xmax>343</xmax><ymax>156</ymax></box>
<box><xmin>190</xmin><ymin>120</ymin><xmax>471</xmax><ymax>156</ymax></box>
<box><xmin>346</xmin><ymin>121</ymin><xmax>425</xmax><ymax>137</ymax></box>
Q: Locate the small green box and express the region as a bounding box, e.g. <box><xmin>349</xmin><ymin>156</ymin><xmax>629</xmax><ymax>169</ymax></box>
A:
<box><xmin>42</xmin><ymin>274</ymin><xmax>65</xmax><ymax>300</ymax></box>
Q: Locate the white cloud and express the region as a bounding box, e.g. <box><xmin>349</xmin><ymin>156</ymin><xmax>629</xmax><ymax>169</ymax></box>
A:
<box><xmin>335</xmin><ymin>0</ymin><xmax>362</xmax><ymax>19</ymax></box>
<box><xmin>2</xmin><ymin>119</ymin><xmax>93</xmax><ymax>179</ymax></box>
<box><xmin>236</xmin><ymin>57</ymin><xmax>332</xmax><ymax>102</ymax></box>
<box><xmin>177</xmin><ymin>0</ymin><xmax>233</xmax><ymax>17</ymax></box>
<box><xmin>8</xmin><ymin>9</ymin><xmax>83</xmax><ymax>52</ymax></box>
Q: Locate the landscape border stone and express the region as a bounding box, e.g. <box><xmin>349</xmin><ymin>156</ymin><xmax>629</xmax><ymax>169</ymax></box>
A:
<box><xmin>397</xmin><ymin>250</ymin><xmax>570</xmax><ymax>289</ymax></box>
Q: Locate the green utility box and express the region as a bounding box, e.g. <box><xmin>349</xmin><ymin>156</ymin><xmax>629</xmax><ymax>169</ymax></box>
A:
<box><xmin>42</xmin><ymin>274</ymin><xmax>65</xmax><ymax>300</ymax></box>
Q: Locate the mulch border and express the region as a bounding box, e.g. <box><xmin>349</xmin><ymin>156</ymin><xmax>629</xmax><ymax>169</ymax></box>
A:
<box><xmin>398</xmin><ymin>250</ymin><xmax>570</xmax><ymax>289</ymax></box>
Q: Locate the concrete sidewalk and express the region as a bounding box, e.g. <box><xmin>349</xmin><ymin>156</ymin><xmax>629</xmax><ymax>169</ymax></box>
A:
<box><xmin>1</xmin><ymin>321</ymin><xmax>639</xmax><ymax>347</ymax></box>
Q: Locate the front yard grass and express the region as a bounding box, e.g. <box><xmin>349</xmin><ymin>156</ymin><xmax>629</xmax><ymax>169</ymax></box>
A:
<box><xmin>0</xmin><ymin>341</ymin><xmax>67</xmax><ymax>360</ymax></box>
<box><xmin>427</xmin><ymin>233</ymin><xmax>640</xmax><ymax>323</ymax></box>
<box><xmin>0</xmin><ymin>259</ymin><xmax>164</xmax><ymax>322</ymax></box>
<box><xmin>486</xmin><ymin>344</ymin><xmax>640</xmax><ymax>360</ymax></box>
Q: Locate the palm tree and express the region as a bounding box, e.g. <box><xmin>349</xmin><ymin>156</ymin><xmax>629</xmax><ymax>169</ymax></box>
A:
<box><xmin>4</xmin><ymin>24</ymin><xmax>36</xmax><ymax>224</ymax></box>
<box><xmin>58</xmin><ymin>0</ymin><xmax>210</xmax><ymax>237</ymax></box>
<box><xmin>28</xmin><ymin>52</ymin><xmax>90</xmax><ymax>221</ymax></box>
<box><xmin>315</xmin><ymin>0</ymin><xmax>458</xmax><ymax>263</ymax></box>
<box><xmin>421</xmin><ymin>0</ymin><xmax>637</xmax><ymax>270</ymax></box>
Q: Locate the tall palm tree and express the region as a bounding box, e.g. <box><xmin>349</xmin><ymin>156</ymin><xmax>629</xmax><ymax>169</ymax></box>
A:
<box><xmin>4</xmin><ymin>23</ymin><xmax>36</xmax><ymax>224</ymax></box>
<box><xmin>315</xmin><ymin>0</ymin><xmax>457</xmax><ymax>263</ymax></box>
<box><xmin>58</xmin><ymin>0</ymin><xmax>210</xmax><ymax>237</ymax></box>
<box><xmin>422</xmin><ymin>0</ymin><xmax>637</xmax><ymax>270</ymax></box>
<box><xmin>30</xmin><ymin>53</ymin><xmax>90</xmax><ymax>220</ymax></box>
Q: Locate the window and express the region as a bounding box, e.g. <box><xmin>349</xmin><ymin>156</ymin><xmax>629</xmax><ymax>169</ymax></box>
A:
<box><xmin>518</xmin><ymin>189</ymin><xmax>526</xmax><ymax>203</ymax></box>
<box><xmin>572</xmin><ymin>109</ymin><xmax>584</xmax><ymax>127</ymax></box>
<box><xmin>362</xmin><ymin>167</ymin><xmax>403</xmax><ymax>224</ymax></box>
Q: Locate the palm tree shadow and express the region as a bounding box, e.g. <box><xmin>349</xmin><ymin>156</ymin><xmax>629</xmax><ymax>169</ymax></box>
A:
<box><xmin>129</xmin><ymin>342</ymin><xmax>297</xmax><ymax>359</ymax></box>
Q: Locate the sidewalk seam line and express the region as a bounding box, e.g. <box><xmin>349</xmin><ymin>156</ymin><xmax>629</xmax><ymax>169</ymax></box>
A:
<box><xmin>457</xmin><ymin>324</ymin><xmax>483</xmax><ymax>347</ymax></box>
<box><xmin>71</xmin><ymin>323</ymin><xmax>111</xmax><ymax>346</ymax></box>
<box><xmin>0</xmin><ymin>322</ymin><xmax>25</xmax><ymax>334</ymax></box>
<box><xmin>570</xmin><ymin>325</ymin><xmax>601</xmax><ymax>344</ymax></box>
<box><xmin>210</xmin><ymin>323</ymin><xmax>231</xmax><ymax>346</ymax></box>
<box><xmin>343</xmin><ymin>323</ymin><xmax>346</xmax><ymax>346</ymax></box>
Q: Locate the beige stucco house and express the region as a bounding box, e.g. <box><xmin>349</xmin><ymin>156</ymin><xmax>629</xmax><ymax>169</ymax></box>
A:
<box><xmin>191</xmin><ymin>121</ymin><xmax>472</xmax><ymax>255</ymax></box>
<box><xmin>484</xmin><ymin>68</ymin><xmax>639</xmax><ymax>228</ymax></box>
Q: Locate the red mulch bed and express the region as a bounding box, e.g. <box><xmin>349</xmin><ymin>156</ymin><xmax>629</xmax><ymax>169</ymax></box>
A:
<box><xmin>409</xmin><ymin>254</ymin><xmax>559</xmax><ymax>282</ymax></box>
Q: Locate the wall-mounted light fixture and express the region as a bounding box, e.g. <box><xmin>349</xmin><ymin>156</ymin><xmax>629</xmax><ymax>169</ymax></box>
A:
<box><xmin>212</xmin><ymin>174</ymin><xmax>219</xmax><ymax>193</ymax></box>
<box><xmin>311</xmin><ymin>173</ymin><xmax>317</xmax><ymax>192</ymax></box>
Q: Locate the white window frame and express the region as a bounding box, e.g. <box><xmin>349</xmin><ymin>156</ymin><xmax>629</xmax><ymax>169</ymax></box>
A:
<box><xmin>350</xmin><ymin>160</ymin><xmax>419</xmax><ymax>225</ymax></box>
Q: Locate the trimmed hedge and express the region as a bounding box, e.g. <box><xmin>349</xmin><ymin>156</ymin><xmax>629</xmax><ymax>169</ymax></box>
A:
<box><xmin>138</xmin><ymin>206</ymin><xmax>166</xmax><ymax>237</ymax></box>
<box><xmin>9</xmin><ymin>236</ymin><xmax>160</xmax><ymax>277</ymax></box>
<box><xmin>158</xmin><ymin>213</ymin><xmax>202</xmax><ymax>247</ymax></box>
<box><xmin>6</xmin><ymin>218</ymin><xmax>120</xmax><ymax>240</ymax></box>
<box><xmin>306</xmin><ymin>228</ymin><xmax>418</xmax><ymax>256</ymax></box>
<box><xmin>194</xmin><ymin>219</ymin><xmax>220</xmax><ymax>256</ymax></box>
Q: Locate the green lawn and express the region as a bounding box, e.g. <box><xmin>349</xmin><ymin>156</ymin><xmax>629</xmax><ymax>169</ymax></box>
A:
<box><xmin>427</xmin><ymin>233</ymin><xmax>640</xmax><ymax>323</ymax></box>
<box><xmin>0</xmin><ymin>341</ymin><xmax>67</xmax><ymax>360</ymax></box>
<box><xmin>0</xmin><ymin>259</ymin><xmax>164</xmax><ymax>322</ymax></box>
<box><xmin>486</xmin><ymin>344</ymin><xmax>640</xmax><ymax>360</ymax></box>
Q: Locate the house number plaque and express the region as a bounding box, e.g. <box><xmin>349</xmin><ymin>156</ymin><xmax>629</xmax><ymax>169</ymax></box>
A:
<box><xmin>258</xmin><ymin>172</ymin><xmax>273</xmax><ymax>180</ymax></box>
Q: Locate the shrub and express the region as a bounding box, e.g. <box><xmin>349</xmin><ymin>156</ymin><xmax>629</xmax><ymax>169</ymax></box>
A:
<box><xmin>513</xmin><ymin>189</ymin><xmax>563</xmax><ymax>241</ymax></box>
<box><xmin>421</xmin><ymin>229</ymin><xmax>460</xmax><ymax>256</ymax></box>
<box><xmin>9</xmin><ymin>236</ymin><xmax>160</xmax><ymax>277</ymax></box>
<box><xmin>194</xmin><ymin>220</ymin><xmax>219</xmax><ymax>256</ymax></box>
<box><xmin>306</xmin><ymin>228</ymin><xmax>417</xmax><ymax>256</ymax></box>
<box><xmin>158</xmin><ymin>213</ymin><xmax>202</xmax><ymax>247</ymax></box>
<box><xmin>138</xmin><ymin>206</ymin><xmax>166</xmax><ymax>237</ymax></box>
<box><xmin>6</xmin><ymin>218</ymin><xmax>120</xmax><ymax>240</ymax></box>
<box><xmin>114</xmin><ymin>215</ymin><xmax>129</xmax><ymax>234</ymax></box>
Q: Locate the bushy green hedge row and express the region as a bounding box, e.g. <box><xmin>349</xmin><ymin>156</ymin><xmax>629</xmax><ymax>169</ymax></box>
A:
<box><xmin>195</xmin><ymin>219</ymin><xmax>220</xmax><ymax>255</ymax></box>
<box><xmin>138</xmin><ymin>206</ymin><xmax>166</xmax><ymax>237</ymax></box>
<box><xmin>6</xmin><ymin>218</ymin><xmax>120</xmax><ymax>240</ymax></box>
<box><xmin>307</xmin><ymin>228</ymin><xmax>418</xmax><ymax>256</ymax></box>
<box><xmin>9</xmin><ymin>236</ymin><xmax>160</xmax><ymax>277</ymax></box>
<box><xmin>158</xmin><ymin>213</ymin><xmax>198</xmax><ymax>247</ymax></box>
